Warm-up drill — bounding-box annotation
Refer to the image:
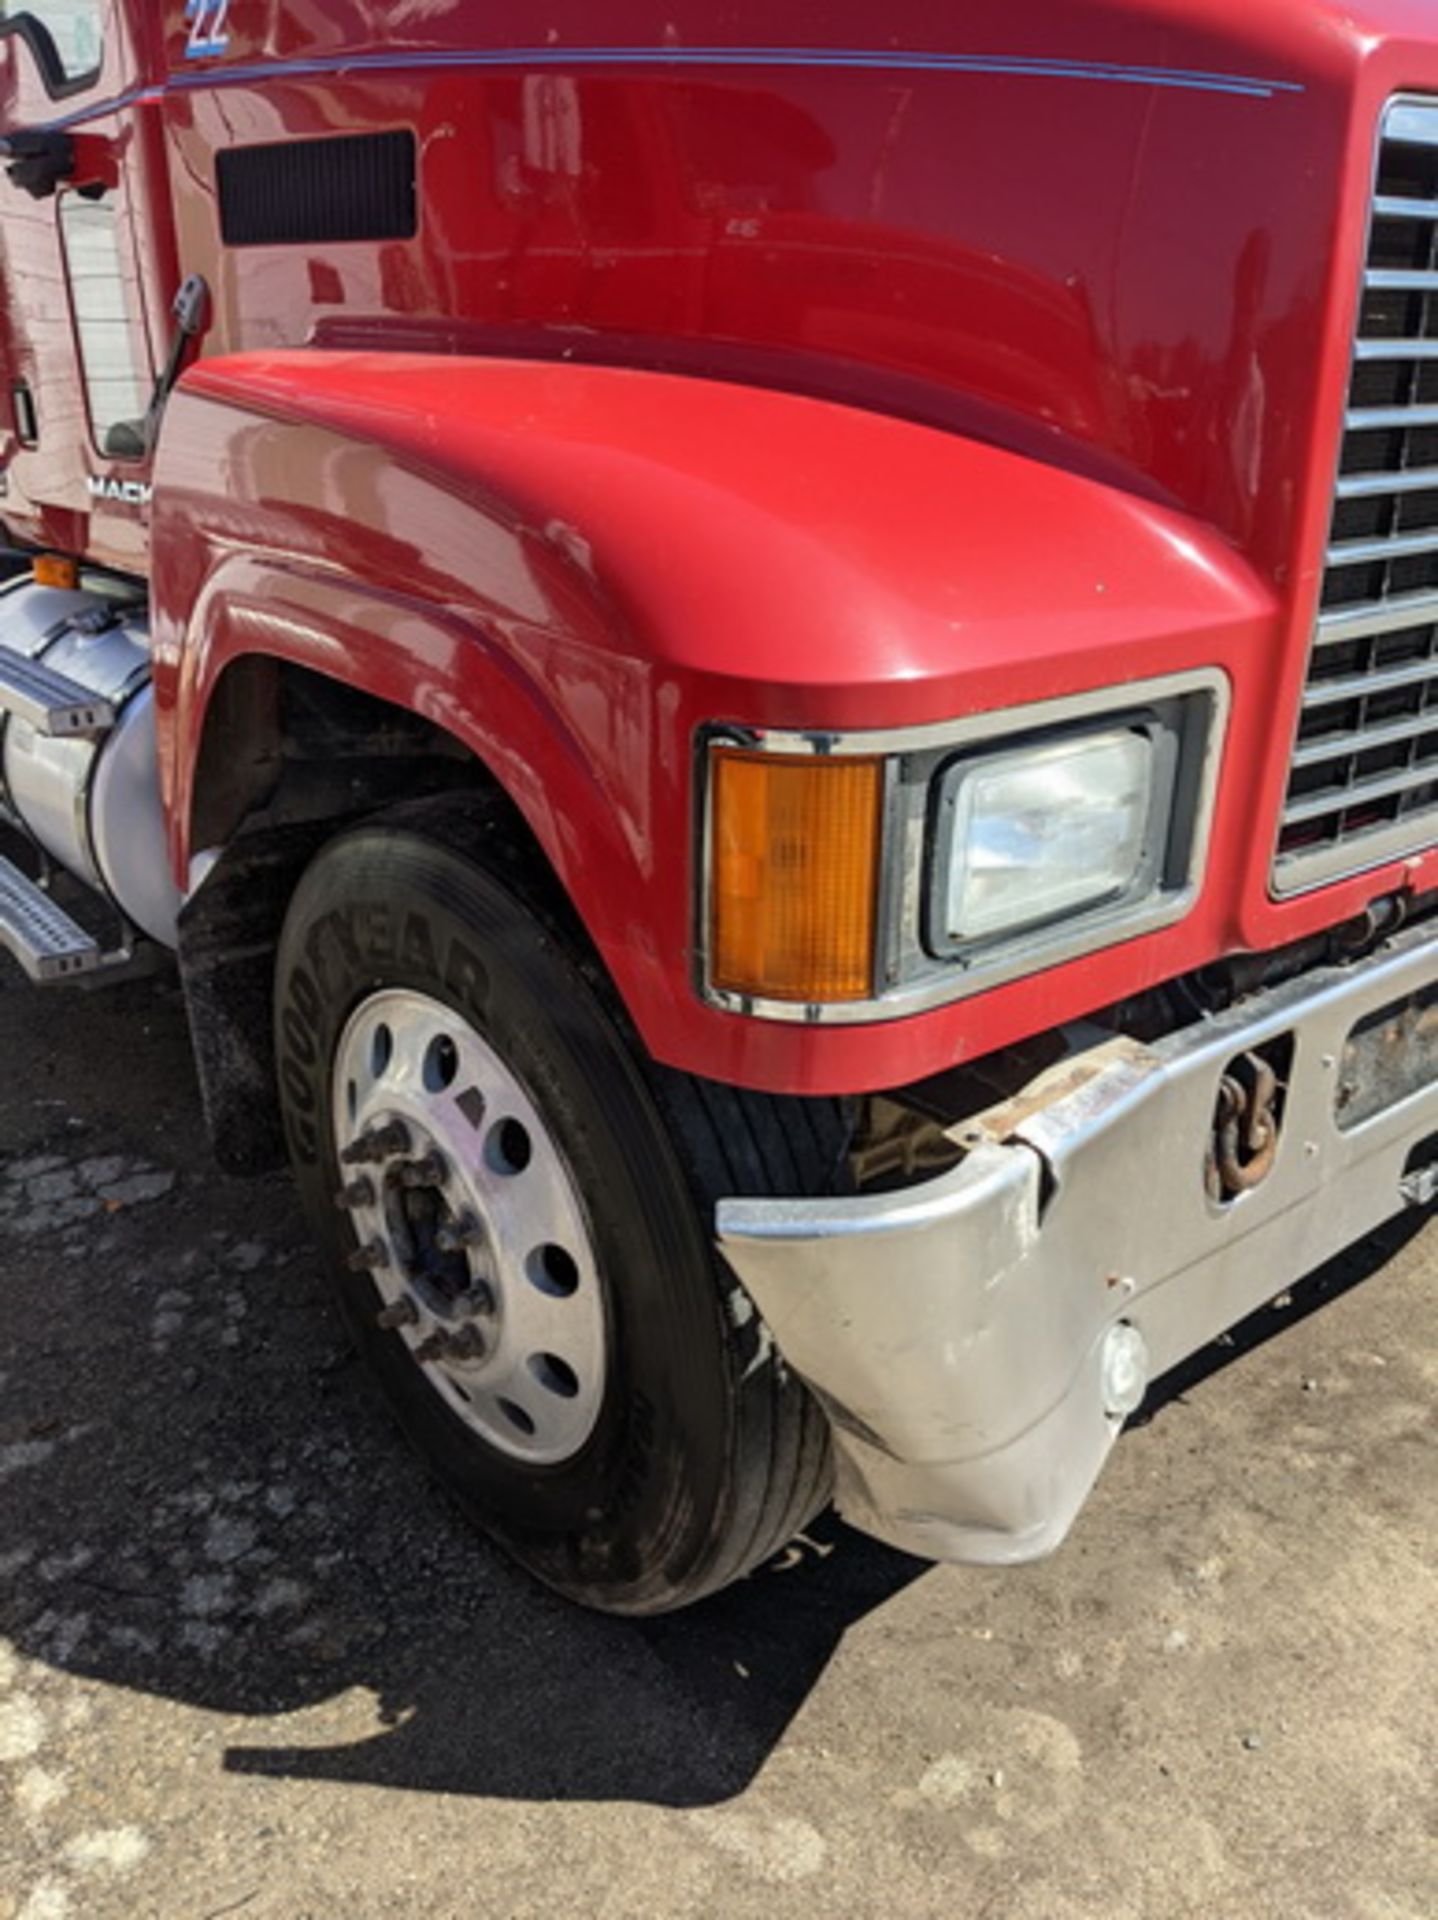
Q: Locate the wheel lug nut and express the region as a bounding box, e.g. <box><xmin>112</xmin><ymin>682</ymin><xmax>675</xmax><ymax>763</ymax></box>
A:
<box><xmin>340</xmin><ymin>1120</ymin><xmax>412</xmax><ymax>1166</ymax></box>
<box><xmin>411</xmin><ymin>1323</ymin><xmax>487</xmax><ymax>1365</ymax></box>
<box><xmin>458</xmin><ymin>1278</ymin><xmax>496</xmax><ymax>1318</ymax></box>
<box><xmin>347</xmin><ymin>1238</ymin><xmax>390</xmax><ymax>1272</ymax></box>
<box><xmin>398</xmin><ymin>1151</ymin><xmax>447</xmax><ymax>1189</ymax></box>
<box><xmin>375</xmin><ymin>1295</ymin><xmax>419</xmax><ymax>1330</ymax></box>
<box><xmin>436</xmin><ymin>1214</ymin><xmax>483</xmax><ymax>1253</ymax></box>
<box><xmin>448</xmin><ymin>1324</ymin><xmax>487</xmax><ymax>1362</ymax></box>
<box><xmin>335</xmin><ymin>1176</ymin><xmax>376</xmax><ymax>1209</ymax></box>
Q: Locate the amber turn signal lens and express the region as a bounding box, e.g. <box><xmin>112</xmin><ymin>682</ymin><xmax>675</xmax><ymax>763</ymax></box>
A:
<box><xmin>32</xmin><ymin>554</ymin><xmax>78</xmax><ymax>591</ymax></box>
<box><xmin>710</xmin><ymin>748</ymin><xmax>883</xmax><ymax>1003</ymax></box>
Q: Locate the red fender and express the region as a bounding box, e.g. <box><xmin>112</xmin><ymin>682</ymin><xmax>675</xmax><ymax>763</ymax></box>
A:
<box><xmin>150</xmin><ymin>353</ymin><xmax>1422</xmax><ymax>1095</ymax></box>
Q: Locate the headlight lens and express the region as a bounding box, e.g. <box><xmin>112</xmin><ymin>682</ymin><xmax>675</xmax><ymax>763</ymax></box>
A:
<box><xmin>940</xmin><ymin>729</ymin><xmax>1155</xmax><ymax>943</ymax></box>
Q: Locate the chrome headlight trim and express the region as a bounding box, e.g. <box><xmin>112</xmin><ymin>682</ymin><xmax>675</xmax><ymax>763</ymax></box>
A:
<box><xmin>698</xmin><ymin>669</ymin><xmax>1230</xmax><ymax>1025</ymax></box>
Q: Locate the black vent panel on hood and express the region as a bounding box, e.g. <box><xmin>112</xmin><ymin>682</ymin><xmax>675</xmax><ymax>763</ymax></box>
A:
<box><xmin>217</xmin><ymin>129</ymin><xmax>417</xmax><ymax>248</ymax></box>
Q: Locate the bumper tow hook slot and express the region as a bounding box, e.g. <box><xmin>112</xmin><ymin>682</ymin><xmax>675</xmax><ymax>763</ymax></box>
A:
<box><xmin>1207</xmin><ymin>1050</ymin><xmax>1282</xmax><ymax>1202</ymax></box>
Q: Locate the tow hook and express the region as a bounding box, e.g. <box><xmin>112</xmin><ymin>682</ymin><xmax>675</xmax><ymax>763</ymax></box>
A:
<box><xmin>1205</xmin><ymin>1045</ymin><xmax>1287</xmax><ymax>1203</ymax></box>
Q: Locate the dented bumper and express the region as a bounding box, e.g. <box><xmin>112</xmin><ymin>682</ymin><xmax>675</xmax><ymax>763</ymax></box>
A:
<box><xmin>717</xmin><ymin>917</ymin><xmax>1438</xmax><ymax>1566</ymax></box>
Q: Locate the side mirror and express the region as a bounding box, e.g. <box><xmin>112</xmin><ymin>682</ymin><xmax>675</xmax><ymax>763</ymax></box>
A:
<box><xmin>0</xmin><ymin>128</ymin><xmax>76</xmax><ymax>199</ymax></box>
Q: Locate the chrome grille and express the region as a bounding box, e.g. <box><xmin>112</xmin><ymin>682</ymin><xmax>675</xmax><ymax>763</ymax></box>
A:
<box><xmin>1276</xmin><ymin>97</ymin><xmax>1438</xmax><ymax>893</ymax></box>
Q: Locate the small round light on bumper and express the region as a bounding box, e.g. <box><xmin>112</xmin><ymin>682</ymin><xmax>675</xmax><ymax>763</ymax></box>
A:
<box><xmin>1100</xmin><ymin>1320</ymin><xmax>1150</xmax><ymax>1419</ymax></box>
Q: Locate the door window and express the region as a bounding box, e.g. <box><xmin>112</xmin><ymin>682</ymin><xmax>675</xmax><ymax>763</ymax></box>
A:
<box><xmin>0</xmin><ymin>2</ymin><xmax>103</xmax><ymax>88</ymax></box>
<box><xmin>59</xmin><ymin>192</ymin><xmax>150</xmax><ymax>455</ymax></box>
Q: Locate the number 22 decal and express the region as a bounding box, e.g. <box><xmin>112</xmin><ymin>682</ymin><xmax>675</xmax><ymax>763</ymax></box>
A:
<box><xmin>183</xmin><ymin>0</ymin><xmax>231</xmax><ymax>60</ymax></box>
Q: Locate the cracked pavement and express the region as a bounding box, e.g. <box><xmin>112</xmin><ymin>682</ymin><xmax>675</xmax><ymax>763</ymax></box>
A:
<box><xmin>0</xmin><ymin>966</ymin><xmax>1434</xmax><ymax>1919</ymax></box>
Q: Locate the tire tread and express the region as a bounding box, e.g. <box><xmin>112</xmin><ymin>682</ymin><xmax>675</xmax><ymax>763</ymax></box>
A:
<box><xmin>301</xmin><ymin>792</ymin><xmax>854</xmax><ymax>1609</ymax></box>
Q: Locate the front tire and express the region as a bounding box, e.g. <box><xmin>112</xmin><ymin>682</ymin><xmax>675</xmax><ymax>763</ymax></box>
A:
<box><xmin>273</xmin><ymin>811</ymin><xmax>842</xmax><ymax>1613</ymax></box>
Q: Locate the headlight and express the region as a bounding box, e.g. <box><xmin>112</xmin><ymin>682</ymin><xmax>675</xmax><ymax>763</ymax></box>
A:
<box><xmin>938</xmin><ymin>730</ymin><xmax>1156</xmax><ymax>944</ymax></box>
<box><xmin>700</xmin><ymin>673</ymin><xmax>1225</xmax><ymax>1022</ymax></box>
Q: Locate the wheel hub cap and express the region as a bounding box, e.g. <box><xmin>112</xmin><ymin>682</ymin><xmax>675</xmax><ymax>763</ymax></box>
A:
<box><xmin>332</xmin><ymin>989</ymin><xmax>606</xmax><ymax>1463</ymax></box>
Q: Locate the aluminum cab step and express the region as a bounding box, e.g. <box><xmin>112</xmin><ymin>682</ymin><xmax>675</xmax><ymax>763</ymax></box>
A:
<box><xmin>0</xmin><ymin>650</ymin><xmax>113</xmax><ymax>738</ymax></box>
<box><xmin>0</xmin><ymin>853</ymin><xmax>100</xmax><ymax>980</ymax></box>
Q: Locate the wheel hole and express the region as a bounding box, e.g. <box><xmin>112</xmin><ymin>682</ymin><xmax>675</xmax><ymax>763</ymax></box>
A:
<box><xmin>486</xmin><ymin>1118</ymin><xmax>532</xmax><ymax>1175</ymax></box>
<box><xmin>455</xmin><ymin>1085</ymin><xmax>486</xmax><ymax>1129</ymax></box>
<box><xmin>345</xmin><ymin>1079</ymin><xmax>358</xmax><ymax>1124</ymax></box>
<box><xmin>370</xmin><ymin>1023</ymin><xmax>393</xmax><ymax>1079</ymax></box>
<box><xmin>529</xmin><ymin>1352</ymin><xmax>579</xmax><ymax>1399</ymax></box>
<box><xmin>497</xmin><ymin>1396</ymin><xmax>535</xmax><ymax>1436</ymax></box>
<box><xmin>528</xmin><ymin>1243</ymin><xmax>579</xmax><ymax>1298</ymax></box>
<box><xmin>423</xmin><ymin>1034</ymin><xmax>459</xmax><ymax>1092</ymax></box>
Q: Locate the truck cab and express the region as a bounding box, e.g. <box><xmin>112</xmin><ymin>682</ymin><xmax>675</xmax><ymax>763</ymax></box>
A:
<box><xmin>0</xmin><ymin>0</ymin><xmax>1432</xmax><ymax>1611</ymax></box>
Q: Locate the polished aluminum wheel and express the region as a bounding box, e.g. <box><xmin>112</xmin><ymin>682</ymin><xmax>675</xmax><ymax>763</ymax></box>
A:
<box><xmin>331</xmin><ymin>989</ymin><xmax>607</xmax><ymax>1464</ymax></box>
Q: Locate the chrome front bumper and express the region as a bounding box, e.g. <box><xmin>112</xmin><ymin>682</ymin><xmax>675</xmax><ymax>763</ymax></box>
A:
<box><xmin>718</xmin><ymin>917</ymin><xmax>1438</xmax><ymax>1565</ymax></box>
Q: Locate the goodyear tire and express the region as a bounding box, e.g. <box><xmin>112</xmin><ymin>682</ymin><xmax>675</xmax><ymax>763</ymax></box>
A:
<box><xmin>273</xmin><ymin>806</ymin><xmax>845</xmax><ymax>1613</ymax></box>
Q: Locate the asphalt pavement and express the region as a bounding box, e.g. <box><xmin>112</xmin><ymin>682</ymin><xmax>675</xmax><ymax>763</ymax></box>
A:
<box><xmin>0</xmin><ymin>967</ymin><xmax>1433</xmax><ymax>1920</ymax></box>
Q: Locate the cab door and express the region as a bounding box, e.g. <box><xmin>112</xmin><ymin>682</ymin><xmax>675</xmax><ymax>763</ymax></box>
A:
<box><xmin>0</xmin><ymin>0</ymin><xmax>176</xmax><ymax>572</ymax></box>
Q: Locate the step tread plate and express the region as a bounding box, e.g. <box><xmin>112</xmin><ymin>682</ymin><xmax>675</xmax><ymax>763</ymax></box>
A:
<box><xmin>0</xmin><ymin>854</ymin><xmax>100</xmax><ymax>980</ymax></box>
<box><xmin>0</xmin><ymin>650</ymin><xmax>114</xmax><ymax>737</ymax></box>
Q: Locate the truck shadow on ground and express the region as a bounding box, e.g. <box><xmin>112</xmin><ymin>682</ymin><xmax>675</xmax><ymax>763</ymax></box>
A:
<box><xmin>0</xmin><ymin>972</ymin><xmax>1427</xmax><ymax>1809</ymax></box>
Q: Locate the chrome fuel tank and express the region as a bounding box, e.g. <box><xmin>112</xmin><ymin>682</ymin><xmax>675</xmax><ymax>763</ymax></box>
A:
<box><xmin>0</xmin><ymin>579</ymin><xmax>181</xmax><ymax>946</ymax></box>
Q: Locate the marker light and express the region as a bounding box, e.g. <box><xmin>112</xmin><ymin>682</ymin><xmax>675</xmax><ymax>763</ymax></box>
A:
<box><xmin>33</xmin><ymin>555</ymin><xmax>79</xmax><ymax>591</ymax></box>
<box><xmin>710</xmin><ymin>748</ymin><xmax>883</xmax><ymax>1003</ymax></box>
